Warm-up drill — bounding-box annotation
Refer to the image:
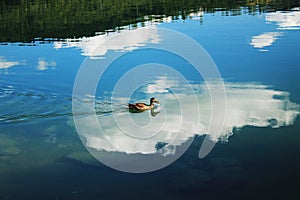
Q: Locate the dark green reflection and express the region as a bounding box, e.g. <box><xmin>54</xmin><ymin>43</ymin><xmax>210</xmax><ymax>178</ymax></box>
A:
<box><xmin>0</xmin><ymin>0</ymin><xmax>300</xmax><ymax>42</ymax></box>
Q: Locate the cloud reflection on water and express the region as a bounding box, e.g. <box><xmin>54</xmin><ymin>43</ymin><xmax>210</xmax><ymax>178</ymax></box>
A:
<box><xmin>250</xmin><ymin>32</ymin><xmax>282</xmax><ymax>50</ymax></box>
<box><xmin>54</xmin><ymin>25</ymin><xmax>160</xmax><ymax>58</ymax></box>
<box><xmin>36</xmin><ymin>58</ymin><xmax>56</xmax><ymax>71</ymax></box>
<box><xmin>266</xmin><ymin>10</ymin><xmax>300</xmax><ymax>30</ymax></box>
<box><xmin>77</xmin><ymin>77</ymin><xmax>299</xmax><ymax>156</ymax></box>
<box><xmin>251</xmin><ymin>9</ymin><xmax>300</xmax><ymax>50</ymax></box>
<box><xmin>0</xmin><ymin>57</ymin><xmax>21</xmax><ymax>70</ymax></box>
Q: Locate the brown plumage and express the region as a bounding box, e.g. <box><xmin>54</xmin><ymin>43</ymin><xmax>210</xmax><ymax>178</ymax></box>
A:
<box><xmin>128</xmin><ymin>97</ymin><xmax>160</xmax><ymax>112</ymax></box>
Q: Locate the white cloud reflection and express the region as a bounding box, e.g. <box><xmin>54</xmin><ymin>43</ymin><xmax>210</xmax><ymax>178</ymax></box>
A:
<box><xmin>266</xmin><ymin>10</ymin><xmax>300</xmax><ymax>30</ymax></box>
<box><xmin>74</xmin><ymin>77</ymin><xmax>300</xmax><ymax>156</ymax></box>
<box><xmin>53</xmin><ymin>9</ymin><xmax>206</xmax><ymax>57</ymax></box>
<box><xmin>251</xmin><ymin>9</ymin><xmax>300</xmax><ymax>50</ymax></box>
<box><xmin>250</xmin><ymin>32</ymin><xmax>283</xmax><ymax>49</ymax></box>
<box><xmin>188</xmin><ymin>9</ymin><xmax>204</xmax><ymax>20</ymax></box>
<box><xmin>54</xmin><ymin>26</ymin><xmax>160</xmax><ymax>58</ymax></box>
<box><xmin>0</xmin><ymin>57</ymin><xmax>20</xmax><ymax>69</ymax></box>
<box><xmin>36</xmin><ymin>58</ymin><xmax>56</xmax><ymax>71</ymax></box>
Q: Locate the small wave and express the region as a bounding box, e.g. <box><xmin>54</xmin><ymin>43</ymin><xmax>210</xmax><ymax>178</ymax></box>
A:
<box><xmin>0</xmin><ymin>86</ymin><xmax>128</xmax><ymax>124</ymax></box>
<box><xmin>0</xmin><ymin>85</ymin><xmax>69</xmax><ymax>123</ymax></box>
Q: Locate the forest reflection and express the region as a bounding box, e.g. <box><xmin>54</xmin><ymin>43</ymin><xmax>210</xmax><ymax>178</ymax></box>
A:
<box><xmin>1</xmin><ymin>0</ymin><xmax>300</xmax><ymax>42</ymax></box>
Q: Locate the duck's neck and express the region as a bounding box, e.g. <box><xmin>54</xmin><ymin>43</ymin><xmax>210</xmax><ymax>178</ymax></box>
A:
<box><xmin>149</xmin><ymin>101</ymin><xmax>154</xmax><ymax>107</ymax></box>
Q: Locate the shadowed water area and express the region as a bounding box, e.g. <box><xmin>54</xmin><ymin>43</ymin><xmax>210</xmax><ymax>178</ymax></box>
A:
<box><xmin>1</xmin><ymin>0</ymin><xmax>300</xmax><ymax>199</ymax></box>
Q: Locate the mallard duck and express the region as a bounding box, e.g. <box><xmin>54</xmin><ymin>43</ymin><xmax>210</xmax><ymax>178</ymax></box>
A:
<box><xmin>128</xmin><ymin>97</ymin><xmax>160</xmax><ymax>112</ymax></box>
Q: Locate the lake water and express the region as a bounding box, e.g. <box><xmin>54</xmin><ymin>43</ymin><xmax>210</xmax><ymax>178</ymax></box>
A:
<box><xmin>1</xmin><ymin>1</ymin><xmax>300</xmax><ymax>199</ymax></box>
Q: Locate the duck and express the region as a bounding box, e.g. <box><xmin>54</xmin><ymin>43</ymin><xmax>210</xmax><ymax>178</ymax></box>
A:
<box><xmin>128</xmin><ymin>97</ymin><xmax>160</xmax><ymax>112</ymax></box>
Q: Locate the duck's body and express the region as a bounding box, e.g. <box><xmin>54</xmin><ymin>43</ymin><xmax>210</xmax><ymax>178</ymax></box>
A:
<box><xmin>128</xmin><ymin>97</ymin><xmax>159</xmax><ymax>112</ymax></box>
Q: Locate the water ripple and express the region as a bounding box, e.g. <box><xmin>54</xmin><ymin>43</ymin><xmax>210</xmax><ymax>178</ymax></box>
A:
<box><xmin>0</xmin><ymin>85</ymin><xmax>128</xmax><ymax>123</ymax></box>
<box><xmin>0</xmin><ymin>85</ymin><xmax>71</xmax><ymax>123</ymax></box>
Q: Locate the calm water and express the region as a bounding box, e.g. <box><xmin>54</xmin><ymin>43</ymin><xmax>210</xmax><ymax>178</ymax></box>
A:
<box><xmin>1</xmin><ymin>0</ymin><xmax>300</xmax><ymax>199</ymax></box>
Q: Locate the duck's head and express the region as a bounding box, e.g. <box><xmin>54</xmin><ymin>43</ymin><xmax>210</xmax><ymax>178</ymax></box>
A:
<box><xmin>150</xmin><ymin>97</ymin><xmax>160</xmax><ymax>104</ymax></box>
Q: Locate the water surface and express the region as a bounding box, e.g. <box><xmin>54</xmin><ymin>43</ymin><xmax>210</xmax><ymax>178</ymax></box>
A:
<box><xmin>1</xmin><ymin>0</ymin><xmax>300</xmax><ymax>199</ymax></box>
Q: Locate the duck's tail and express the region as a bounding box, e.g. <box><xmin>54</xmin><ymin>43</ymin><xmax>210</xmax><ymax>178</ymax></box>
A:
<box><xmin>127</xmin><ymin>104</ymin><xmax>135</xmax><ymax>109</ymax></box>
